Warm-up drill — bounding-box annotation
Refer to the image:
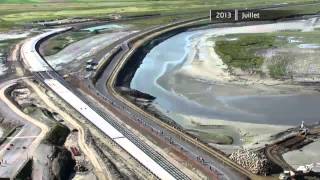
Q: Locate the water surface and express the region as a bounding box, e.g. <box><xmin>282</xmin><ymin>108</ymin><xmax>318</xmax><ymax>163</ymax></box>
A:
<box><xmin>131</xmin><ymin>19</ymin><xmax>320</xmax><ymax>125</ymax></box>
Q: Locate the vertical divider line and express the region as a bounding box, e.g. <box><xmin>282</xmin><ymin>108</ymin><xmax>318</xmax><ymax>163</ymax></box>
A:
<box><xmin>235</xmin><ymin>9</ymin><xmax>238</xmax><ymax>21</ymax></box>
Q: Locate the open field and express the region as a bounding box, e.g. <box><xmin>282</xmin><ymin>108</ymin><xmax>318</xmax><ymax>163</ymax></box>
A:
<box><xmin>1</xmin><ymin>0</ymin><xmax>320</xmax><ymax>31</ymax></box>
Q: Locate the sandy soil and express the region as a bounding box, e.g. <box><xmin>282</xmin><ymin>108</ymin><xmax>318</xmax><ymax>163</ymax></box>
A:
<box><xmin>178</xmin><ymin>114</ymin><xmax>292</xmax><ymax>152</ymax></box>
<box><xmin>72</xmin><ymin>173</ymin><xmax>97</xmax><ymax>180</ymax></box>
<box><xmin>178</xmin><ymin>35</ymin><xmax>232</xmax><ymax>83</ymax></box>
<box><xmin>283</xmin><ymin>140</ymin><xmax>320</xmax><ymax>172</ymax></box>
<box><xmin>32</xmin><ymin>144</ymin><xmax>53</xmax><ymax>180</ymax></box>
<box><xmin>176</xmin><ymin>32</ymin><xmax>292</xmax><ymax>88</ymax></box>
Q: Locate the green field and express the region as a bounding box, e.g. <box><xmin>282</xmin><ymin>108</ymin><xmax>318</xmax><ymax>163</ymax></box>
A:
<box><xmin>215</xmin><ymin>34</ymin><xmax>277</xmax><ymax>71</ymax></box>
<box><xmin>0</xmin><ymin>0</ymin><xmax>320</xmax><ymax>32</ymax></box>
<box><xmin>215</xmin><ymin>34</ymin><xmax>292</xmax><ymax>78</ymax></box>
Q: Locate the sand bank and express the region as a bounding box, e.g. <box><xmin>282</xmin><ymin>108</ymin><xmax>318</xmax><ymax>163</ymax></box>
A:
<box><xmin>177</xmin><ymin>34</ymin><xmax>232</xmax><ymax>83</ymax></box>
<box><xmin>177</xmin><ymin>114</ymin><xmax>292</xmax><ymax>152</ymax></box>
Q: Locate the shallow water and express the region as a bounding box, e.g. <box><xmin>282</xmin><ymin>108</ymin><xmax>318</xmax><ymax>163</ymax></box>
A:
<box><xmin>131</xmin><ymin>19</ymin><xmax>320</xmax><ymax>126</ymax></box>
<box><xmin>83</xmin><ymin>24</ymin><xmax>125</xmax><ymax>32</ymax></box>
<box><xmin>298</xmin><ymin>43</ymin><xmax>320</xmax><ymax>49</ymax></box>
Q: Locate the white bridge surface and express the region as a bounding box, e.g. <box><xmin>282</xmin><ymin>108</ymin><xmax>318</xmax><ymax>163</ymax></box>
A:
<box><xmin>44</xmin><ymin>79</ymin><xmax>175</xmax><ymax>180</ymax></box>
<box><xmin>21</xmin><ymin>28</ymin><xmax>70</xmax><ymax>72</ymax></box>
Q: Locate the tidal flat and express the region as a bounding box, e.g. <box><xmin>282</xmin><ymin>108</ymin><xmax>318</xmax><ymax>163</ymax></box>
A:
<box><xmin>131</xmin><ymin>18</ymin><xmax>320</xmax><ymax>151</ymax></box>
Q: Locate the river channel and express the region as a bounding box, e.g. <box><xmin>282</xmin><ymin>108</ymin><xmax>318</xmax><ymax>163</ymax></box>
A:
<box><xmin>131</xmin><ymin>18</ymin><xmax>320</xmax><ymax>126</ymax></box>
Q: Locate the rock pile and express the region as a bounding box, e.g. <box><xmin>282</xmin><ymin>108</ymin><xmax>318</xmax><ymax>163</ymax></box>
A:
<box><xmin>229</xmin><ymin>149</ymin><xmax>271</xmax><ymax>175</ymax></box>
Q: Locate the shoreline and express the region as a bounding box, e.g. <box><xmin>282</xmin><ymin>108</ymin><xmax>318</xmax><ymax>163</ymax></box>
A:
<box><xmin>126</xmin><ymin>18</ymin><xmax>320</xmax><ymax>153</ymax></box>
<box><xmin>177</xmin><ymin>114</ymin><xmax>293</xmax><ymax>153</ymax></box>
<box><xmin>175</xmin><ymin>25</ymin><xmax>320</xmax><ymax>94</ymax></box>
<box><xmin>132</xmin><ymin>19</ymin><xmax>320</xmax><ymax>152</ymax></box>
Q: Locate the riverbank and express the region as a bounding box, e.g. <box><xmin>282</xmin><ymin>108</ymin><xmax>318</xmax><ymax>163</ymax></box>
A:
<box><xmin>175</xmin><ymin>18</ymin><xmax>320</xmax><ymax>87</ymax></box>
<box><xmin>128</xmin><ymin>18</ymin><xmax>320</xmax><ymax>153</ymax></box>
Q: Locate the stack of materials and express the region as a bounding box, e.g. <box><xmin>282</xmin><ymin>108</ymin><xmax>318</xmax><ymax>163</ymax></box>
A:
<box><xmin>229</xmin><ymin>149</ymin><xmax>271</xmax><ymax>175</ymax></box>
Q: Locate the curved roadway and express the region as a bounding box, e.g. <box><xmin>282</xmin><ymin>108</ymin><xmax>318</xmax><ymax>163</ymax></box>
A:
<box><xmin>21</xmin><ymin>28</ymin><xmax>189</xmax><ymax>180</ymax></box>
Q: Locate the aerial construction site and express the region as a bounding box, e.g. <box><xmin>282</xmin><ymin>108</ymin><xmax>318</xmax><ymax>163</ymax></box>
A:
<box><xmin>0</xmin><ymin>1</ymin><xmax>320</xmax><ymax>180</ymax></box>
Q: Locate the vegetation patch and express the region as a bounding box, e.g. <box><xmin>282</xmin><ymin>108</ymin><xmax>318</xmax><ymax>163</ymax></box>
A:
<box><xmin>1</xmin><ymin>0</ymin><xmax>320</xmax><ymax>32</ymax></box>
<box><xmin>215</xmin><ymin>34</ymin><xmax>276</xmax><ymax>71</ymax></box>
<box><xmin>0</xmin><ymin>19</ymin><xmax>15</xmax><ymax>32</ymax></box>
<box><xmin>42</xmin><ymin>31</ymin><xmax>91</xmax><ymax>56</ymax></box>
<box><xmin>43</xmin><ymin>123</ymin><xmax>70</xmax><ymax>146</ymax></box>
<box><xmin>22</xmin><ymin>104</ymin><xmax>37</xmax><ymax>114</ymax></box>
<box><xmin>268</xmin><ymin>55</ymin><xmax>290</xmax><ymax>79</ymax></box>
<box><xmin>215</xmin><ymin>29</ymin><xmax>320</xmax><ymax>80</ymax></box>
<box><xmin>187</xmin><ymin>129</ymin><xmax>234</xmax><ymax>145</ymax></box>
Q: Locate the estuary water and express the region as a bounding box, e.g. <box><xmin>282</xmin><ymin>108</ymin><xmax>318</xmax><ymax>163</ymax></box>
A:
<box><xmin>131</xmin><ymin>19</ymin><xmax>320</xmax><ymax>126</ymax></box>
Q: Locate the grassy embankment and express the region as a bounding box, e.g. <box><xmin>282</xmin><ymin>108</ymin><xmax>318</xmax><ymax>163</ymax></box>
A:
<box><xmin>188</xmin><ymin>129</ymin><xmax>234</xmax><ymax>145</ymax></box>
<box><xmin>1</xmin><ymin>0</ymin><xmax>320</xmax><ymax>32</ymax></box>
